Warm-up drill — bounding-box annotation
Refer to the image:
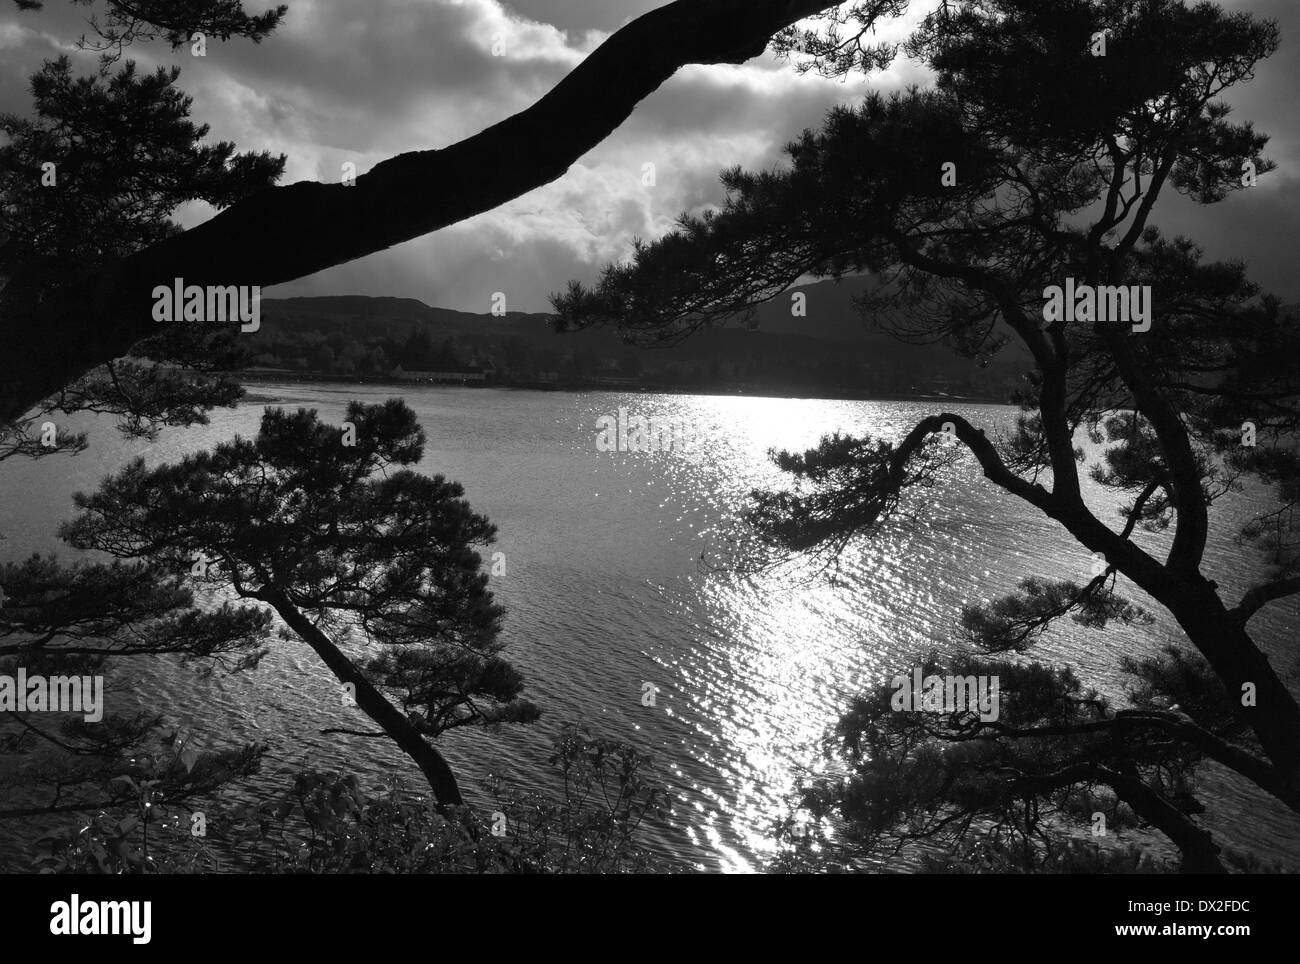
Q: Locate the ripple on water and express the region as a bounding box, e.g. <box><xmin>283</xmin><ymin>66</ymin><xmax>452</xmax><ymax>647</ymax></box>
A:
<box><xmin>1</xmin><ymin>386</ymin><xmax>1296</xmax><ymax>871</ymax></box>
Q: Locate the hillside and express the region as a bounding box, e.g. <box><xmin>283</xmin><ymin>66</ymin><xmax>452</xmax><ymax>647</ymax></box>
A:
<box><xmin>246</xmin><ymin>279</ymin><xmax>1031</xmax><ymax>400</ymax></box>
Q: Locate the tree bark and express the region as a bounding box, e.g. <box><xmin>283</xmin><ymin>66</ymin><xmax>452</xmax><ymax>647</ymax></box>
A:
<box><xmin>0</xmin><ymin>0</ymin><xmax>838</xmax><ymax>424</ymax></box>
<box><xmin>1010</xmin><ymin>464</ymin><xmax>1300</xmax><ymax>797</ymax></box>
<box><xmin>1101</xmin><ymin>765</ymin><xmax>1227</xmax><ymax>874</ymax></box>
<box><xmin>262</xmin><ymin>590</ymin><xmax>464</xmax><ymax>807</ymax></box>
<box><xmin>1019</xmin><ymin>761</ymin><xmax>1227</xmax><ymax>872</ymax></box>
<box><xmin>1170</xmin><ymin>583</ymin><xmax>1300</xmax><ymax>794</ymax></box>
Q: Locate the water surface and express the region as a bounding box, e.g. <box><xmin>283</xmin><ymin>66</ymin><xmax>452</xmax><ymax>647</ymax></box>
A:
<box><xmin>2</xmin><ymin>384</ymin><xmax>1296</xmax><ymax>871</ymax></box>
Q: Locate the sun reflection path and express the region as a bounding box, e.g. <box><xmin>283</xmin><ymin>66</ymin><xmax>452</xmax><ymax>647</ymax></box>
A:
<box><xmin>643</xmin><ymin>393</ymin><xmax>937</xmax><ymax>869</ymax></box>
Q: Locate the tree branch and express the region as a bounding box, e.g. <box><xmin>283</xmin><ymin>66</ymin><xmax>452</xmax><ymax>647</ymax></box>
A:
<box><xmin>962</xmin><ymin>709</ymin><xmax>1300</xmax><ymax>815</ymax></box>
<box><xmin>1234</xmin><ymin>576</ymin><xmax>1300</xmax><ymax>626</ymax></box>
<box><xmin>0</xmin><ymin>0</ymin><xmax>840</xmax><ymax>423</ymax></box>
<box><xmin>917</xmin><ymin>412</ymin><xmax>1052</xmax><ymax>510</ymax></box>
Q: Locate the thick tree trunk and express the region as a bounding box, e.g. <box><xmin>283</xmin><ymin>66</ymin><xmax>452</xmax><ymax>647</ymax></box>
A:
<box><xmin>1170</xmin><ymin>581</ymin><xmax>1300</xmax><ymax>794</ymax></box>
<box><xmin>1104</xmin><ymin>766</ymin><xmax>1227</xmax><ymax>874</ymax></box>
<box><xmin>263</xmin><ymin>590</ymin><xmax>464</xmax><ymax>807</ymax></box>
<box><xmin>1045</xmin><ymin>493</ymin><xmax>1300</xmax><ymax>795</ymax></box>
<box><xmin>0</xmin><ymin>0</ymin><xmax>839</xmax><ymax>424</ymax></box>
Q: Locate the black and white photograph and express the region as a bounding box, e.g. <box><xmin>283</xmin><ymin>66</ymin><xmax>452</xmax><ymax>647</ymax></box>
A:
<box><xmin>0</xmin><ymin>0</ymin><xmax>1295</xmax><ymax>940</ymax></box>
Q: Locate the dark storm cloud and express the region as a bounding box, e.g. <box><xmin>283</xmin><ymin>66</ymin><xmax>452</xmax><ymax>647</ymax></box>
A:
<box><xmin>198</xmin><ymin>0</ymin><xmax>595</xmax><ymax>150</ymax></box>
<box><xmin>1</xmin><ymin>0</ymin><xmax>1296</xmax><ymax>309</ymax></box>
<box><xmin>1156</xmin><ymin>0</ymin><xmax>1300</xmax><ymax>302</ymax></box>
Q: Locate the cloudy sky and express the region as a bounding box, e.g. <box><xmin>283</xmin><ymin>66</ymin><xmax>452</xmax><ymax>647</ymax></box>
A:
<box><xmin>2</xmin><ymin>0</ymin><xmax>1298</xmax><ymax>311</ymax></box>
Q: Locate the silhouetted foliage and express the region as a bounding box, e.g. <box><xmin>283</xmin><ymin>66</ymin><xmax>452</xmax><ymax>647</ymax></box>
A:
<box><xmin>557</xmin><ymin>0</ymin><xmax>1296</xmax><ymax>873</ymax></box>
<box><xmin>61</xmin><ymin>399</ymin><xmax>540</xmax><ymax>806</ymax></box>
<box><xmin>11</xmin><ymin>0</ymin><xmax>286</xmax><ymax>63</ymax></box>
<box><xmin>37</xmin><ymin>726</ymin><xmax>671</xmax><ymax>874</ymax></box>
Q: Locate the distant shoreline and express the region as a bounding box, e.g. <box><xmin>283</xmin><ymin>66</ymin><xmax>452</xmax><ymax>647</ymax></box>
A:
<box><xmin>229</xmin><ymin>369</ymin><xmax>1011</xmax><ymax>407</ymax></box>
